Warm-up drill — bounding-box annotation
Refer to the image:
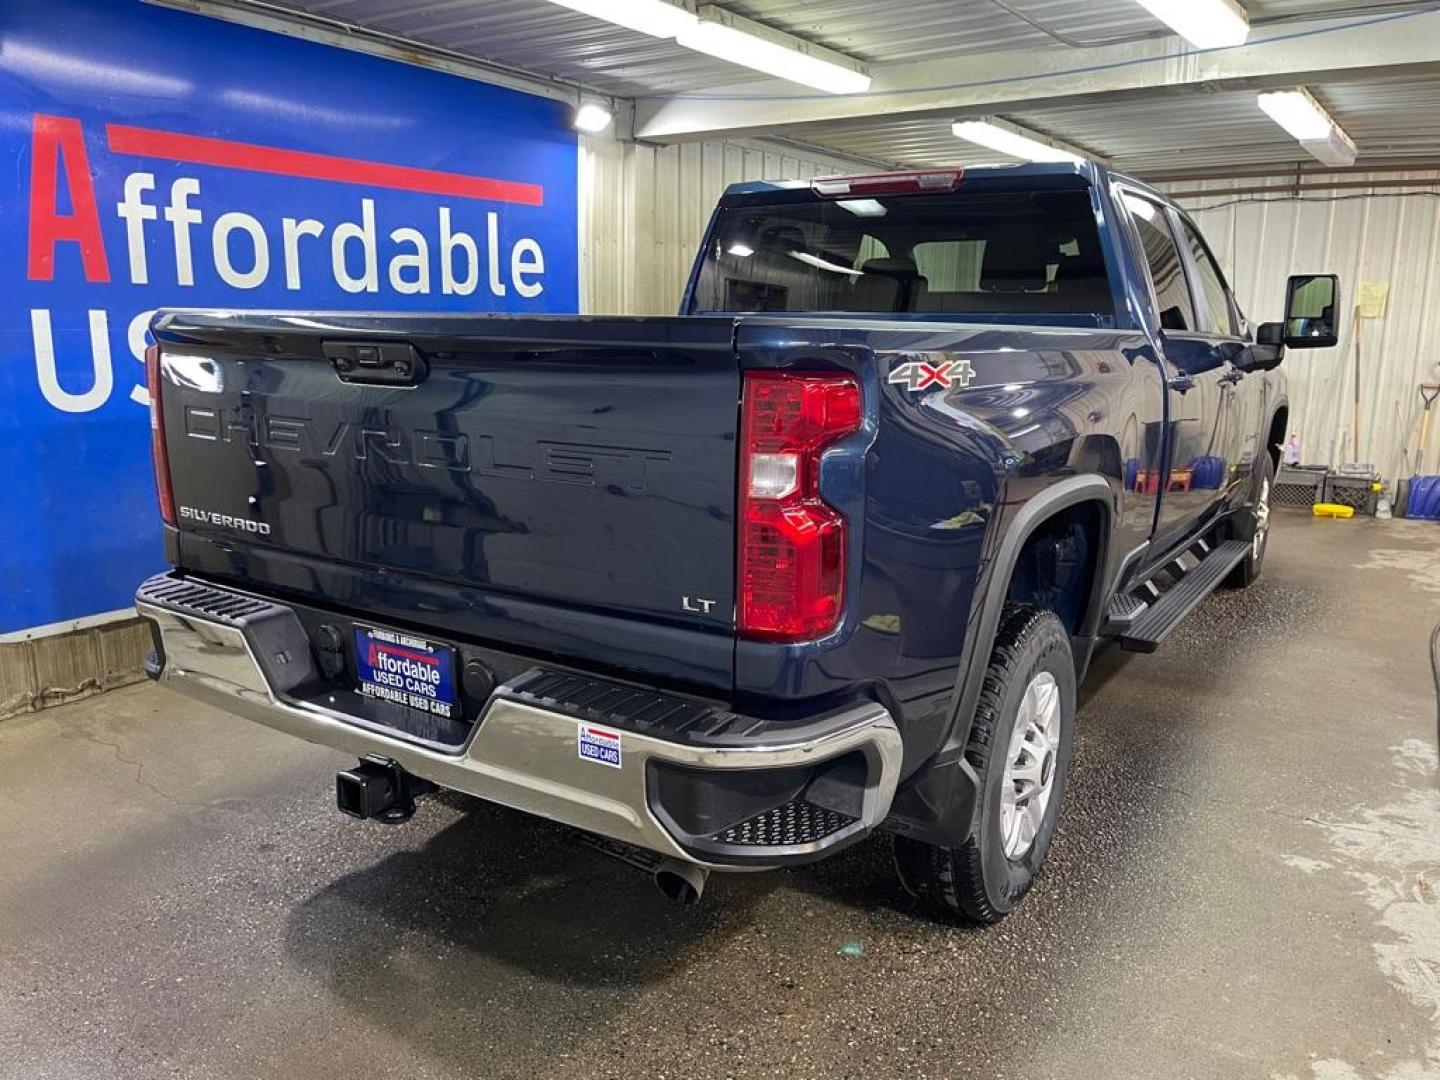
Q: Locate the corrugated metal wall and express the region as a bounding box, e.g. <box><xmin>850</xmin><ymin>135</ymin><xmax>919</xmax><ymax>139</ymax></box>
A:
<box><xmin>1167</xmin><ymin>172</ymin><xmax>1440</xmax><ymax>481</ymax></box>
<box><xmin>579</xmin><ymin>133</ymin><xmax>867</xmax><ymax>317</ymax></box>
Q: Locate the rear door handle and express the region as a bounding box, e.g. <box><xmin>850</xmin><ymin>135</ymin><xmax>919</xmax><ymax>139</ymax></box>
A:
<box><xmin>1168</xmin><ymin>374</ymin><xmax>1195</xmax><ymax>393</ymax></box>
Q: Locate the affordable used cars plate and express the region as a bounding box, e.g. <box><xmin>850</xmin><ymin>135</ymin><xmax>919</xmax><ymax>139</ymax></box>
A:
<box><xmin>353</xmin><ymin>625</ymin><xmax>457</xmax><ymax>720</ymax></box>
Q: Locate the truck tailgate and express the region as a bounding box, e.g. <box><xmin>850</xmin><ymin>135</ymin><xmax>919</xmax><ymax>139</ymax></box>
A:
<box><xmin>152</xmin><ymin>313</ymin><xmax>739</xmax><ymax>688</ymax></box>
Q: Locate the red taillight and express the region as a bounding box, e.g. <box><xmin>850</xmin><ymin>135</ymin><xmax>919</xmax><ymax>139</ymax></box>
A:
<box><xmin>738</xmin><ymin>371</ymin><xmax>862</xmax><ymax>642</ymax></box>
<box><xmin>810</xmin><ymin>169</ymin><xmax>964</xmax><ymax>198</ymax></box>
<box><xmin>145</xmin><ymin>343</ymin><xmax>175</xmax><ymax>527</ymax></box>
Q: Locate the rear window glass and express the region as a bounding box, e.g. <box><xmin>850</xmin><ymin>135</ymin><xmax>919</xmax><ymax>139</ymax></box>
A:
<box><xmin>689</xmin><ymin>189</ymin><xmax>1112</xmax><ymax>320</ymax></box>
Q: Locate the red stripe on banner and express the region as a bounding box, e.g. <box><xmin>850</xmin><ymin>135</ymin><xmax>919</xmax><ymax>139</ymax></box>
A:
<box><xmin>105</xmin><ymin>123</ymin><xmax>544</xmax><ymax>206</ymax></box>
<box><xmin>376</xmin><ymin>644</ymin><xmax>439</xmax><ymax>665</ymax></box>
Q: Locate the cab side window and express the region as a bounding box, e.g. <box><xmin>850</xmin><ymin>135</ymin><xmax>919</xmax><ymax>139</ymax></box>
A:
<box><xmin>1179</xmin><ymin>220</ymin><xmax>1238</xmax><ymax>336</ymax></box>
<box><xmin>1122</xmin><ymin>193</ymin><xmax>1194</xmax><ymax>332</ymax></box>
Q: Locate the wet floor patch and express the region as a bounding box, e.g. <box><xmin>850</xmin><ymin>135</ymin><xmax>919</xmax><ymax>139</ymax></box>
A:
<box><xmin>1355</xmin><ymin>550</ymin><xmax>1440</xmax><ymax>594</ymax></box>
<box><xmin>1278</xmin><ymin>740</ymin><xmax>1440</xmax><ymax>1080</ymax></box>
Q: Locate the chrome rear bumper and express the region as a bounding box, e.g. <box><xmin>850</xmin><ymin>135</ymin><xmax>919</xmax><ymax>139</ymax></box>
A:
<box><xmin>135</xmin><ymin>574</ymin><xmax>902</xmax><ymax>869</ymax></box>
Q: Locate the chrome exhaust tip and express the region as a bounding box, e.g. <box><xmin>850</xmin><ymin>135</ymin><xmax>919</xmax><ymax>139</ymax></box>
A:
<box><xmin>653</xmin><ymin>860</ymin><xmax>708</xmax><ymax>906</ymax></box>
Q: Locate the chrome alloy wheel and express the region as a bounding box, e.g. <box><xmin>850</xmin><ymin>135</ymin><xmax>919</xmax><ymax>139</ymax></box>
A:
<box><xmin>1253</xmin><ymin>477</ymin><xmax>1272</xmax><ymax>560</ymax></box>
<box><xmin>999</xmin><ymin>670</ymin><xmax>1062</xmax><ymax>860</ymax></box>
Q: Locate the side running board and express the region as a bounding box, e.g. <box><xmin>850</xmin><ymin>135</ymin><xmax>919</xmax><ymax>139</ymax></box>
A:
<box><xmin>1116</xmin><ymin>540</ymin><xmax>1249</xmax><ymax>654</ymax></box>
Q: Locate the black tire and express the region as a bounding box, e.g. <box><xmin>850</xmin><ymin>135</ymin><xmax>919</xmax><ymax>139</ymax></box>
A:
<box><xmin>893</xmin><ymin>605</ymin><xmax>1076</xmax><ymax>924</ymax></box>
<box><xmin>1224</xmin><ymin>452</ymin><xmax>1275</xmax><ymax>589</ymax></box>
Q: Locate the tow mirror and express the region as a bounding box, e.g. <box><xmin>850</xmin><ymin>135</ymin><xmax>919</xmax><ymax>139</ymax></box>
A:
<box><xmin>1282</xmin><ymin>273</ymin><xmax>1340</xmax><ymax>349</ymax></box>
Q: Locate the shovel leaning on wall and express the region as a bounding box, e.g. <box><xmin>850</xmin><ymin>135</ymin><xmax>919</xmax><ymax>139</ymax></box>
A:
<box><xmin>1405</xmin><ymin>384</ymin><xmax>1440</xmax><ymax>520</ymax></box>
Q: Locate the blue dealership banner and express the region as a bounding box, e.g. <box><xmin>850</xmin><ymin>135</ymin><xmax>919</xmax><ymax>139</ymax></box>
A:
<box><xmin>0</xmin><ymin>0</ymin><xmax>579</xmax><ymax>635</ymax></box>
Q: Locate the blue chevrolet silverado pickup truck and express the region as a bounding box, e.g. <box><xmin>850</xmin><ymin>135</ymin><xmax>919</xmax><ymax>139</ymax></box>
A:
<box><xmin>135</xmin><ymin>162</ymin><xmax>1339</xmax><ymax>921</ymax></box>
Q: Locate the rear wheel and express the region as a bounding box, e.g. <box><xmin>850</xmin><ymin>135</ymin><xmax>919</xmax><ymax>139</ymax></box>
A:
<box><xmin>893</xmin><ymin>606</ymin><xmax>1075</xmax><ymax>923</ymax></box>
<box><xmin>1225</xmin><ymin>453</ymin><xmax>1274</xmax><ymax>588</ymax></box>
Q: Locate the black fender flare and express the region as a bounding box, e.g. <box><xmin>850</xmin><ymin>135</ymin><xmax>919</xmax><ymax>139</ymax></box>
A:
<box><xmin>945</xmin><ymin>473</ymin><xmax>1118</xmax><ymax>755</ymax></box>
<box><xmin>884</xmin><ymin>474</ymin><xmax>1118</xmax><ymax>847</ymax></box>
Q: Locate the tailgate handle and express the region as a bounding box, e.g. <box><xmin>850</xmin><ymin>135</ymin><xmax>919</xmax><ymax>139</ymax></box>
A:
<box><xmin>324</xmin><ymin>341</ymin><xmax>427</xmax><ymax>386</ymax></box>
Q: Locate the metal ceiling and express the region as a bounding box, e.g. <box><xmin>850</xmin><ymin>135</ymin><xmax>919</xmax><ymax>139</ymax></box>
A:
<box><xmin>723</xmin><ymin>0</ymin><xmax>1415</xmax><ymax>64</ymax></box>
<box><xmin>785</xmin><ymin>73</ymin><xmax>1440</xmax><ymax>173</ymax></box>
<box><xmin>244</xmin><ymin>0</ymin><xmax>1427</xmax><ymax>95</ymax></box>
<box><xmin>201</xmin><ymin>0</ymin><xmax>1440</xmax><ymax>176</ymax></box>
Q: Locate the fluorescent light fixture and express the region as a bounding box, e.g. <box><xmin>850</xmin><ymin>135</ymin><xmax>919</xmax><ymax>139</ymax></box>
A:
<box><xmin>951</xmin><ymin>119</ymin><xmax>1084</xmax><ymax>164</ymax></box>
<box><xmin>678</xmin><ymin>6</ymin><xmax>871</xmax><ymax>95</ymax></box>
<box><xmin>1132</xmin><ymin>0</ymin><xmax>1249</xmax><ymax>49</ymax></box>
<box><xmin>543</xmin><ymin>0</ymin><xmax>696</xmax><ymax>38</ymax></box>
<box><xmin>837</xmin><ymin>199</ymin><xmax>887</xmax><ymax>218</ymax></box>
<box><xmin>727</xmin><ymin>243</ymin><xmax>754</xmax><ymax>257</ymax></box>
<box><xmin>541</xmin><ymin>0</ymin><xmax>869</xmax><ymax>95</ymax></box>
<box><xmin>1302</xmin><ymin>125</ymin><xmax>1358</xmax><ymax>167</ymax></box>
<box><xmin>572</xmin><ymin>101</ymin><xmax>614</xmax><ymax>133</ymax></box>
<box><xmin>1257</xmin><ymin>87</ymin><xmax>1358</xmax><ymax>166</ymax></box>
<box><xmin>1257</xmin><ymin>87</ymin><xmax>1334</xmax><ymax>141</ymax></box>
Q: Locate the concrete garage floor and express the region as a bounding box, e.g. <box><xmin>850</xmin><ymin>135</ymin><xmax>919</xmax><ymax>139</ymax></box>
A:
<box><xmin>2</xmin><ymin>515</ymin><xmax>1438</xmax><ymax>1080</ymax></box>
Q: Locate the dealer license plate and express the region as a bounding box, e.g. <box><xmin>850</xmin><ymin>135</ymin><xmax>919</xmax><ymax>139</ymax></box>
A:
<box><xmin>353</xmin><ymin>625</ymin><xmax>457</xmax><ymax>720</ymax></box>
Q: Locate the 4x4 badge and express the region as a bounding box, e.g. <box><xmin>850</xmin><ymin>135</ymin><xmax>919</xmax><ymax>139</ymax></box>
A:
<box><xmin>889</xmin><ymin>357</ymin><xmax>975</xmax><ymax>392</ymax></box>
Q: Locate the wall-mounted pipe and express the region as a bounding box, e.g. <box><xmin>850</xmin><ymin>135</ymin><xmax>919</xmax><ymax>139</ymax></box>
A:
<box><xmin>1168</xmin><ymin>176</ymin><xmax>1440</xmax><ymax>201</ymax></box>
<box><xmin>1148</xmin><ymin>159</ymin><xmax>1440</xmax><ymax>186</ymax></box>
